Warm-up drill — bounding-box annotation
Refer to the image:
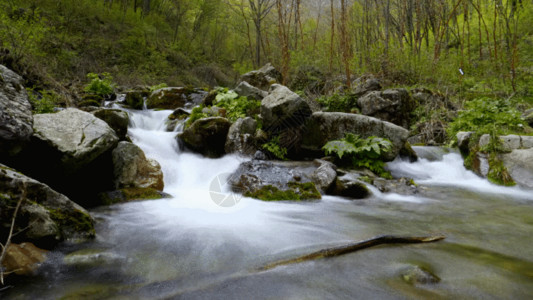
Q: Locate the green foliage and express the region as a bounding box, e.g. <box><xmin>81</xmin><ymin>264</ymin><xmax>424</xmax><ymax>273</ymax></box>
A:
<box><xmin>214</xmin><ymin>89</ymin><xmax>261</xmax><ymax>122</ymax></box>
<box><xmin>185</xmin><ymin>105</ymin><xmax>209</xmax><ymax>128</ymax></box>
<box><xmin>262</xmin><ymin>136</ymin><xmax>288</xmax><ymax>160</ymax></box>
<box><xmin>84</xmin><ymin>72</ymin><xmax>115</xmax><ymax>96</ymax></box>
<box><xmin>26</xmin><ymin>88</ymin><xmax>58</xmax><ymax>114</ymax></box>
<box><xmin>448</xmin><ymin>97</ymin><xmax>526</xmax><ymax>141</ymax></box>
<box><xmin>245</xmin><ymin>182</ymin><xmax>321</xmax><ymax>201</ymax></box>
<box><xmin>149</xmin><ymin>83</ymin><xmax>168</xmax><ymax>93</ymax></box>
<box><xmin>323</xmin><ymin>133</ymin><xmax>393</xmax><ymax>178</ymax></box>
<box><xmin>316</xmin><ymin>93</ymin><xmax>359</xmax><ymax>113</ymax></box>
<box><xmin>487</xmin><ymin>153</ymin><xmax>516</xmax><ymax>186</ymax></box>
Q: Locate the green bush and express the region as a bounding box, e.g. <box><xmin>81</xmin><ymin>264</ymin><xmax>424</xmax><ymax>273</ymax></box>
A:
<box><xmin>26</xmin><ymin>88</ymin><xmax>58</xmax><ymax>114</ymax></box>
<box><xmin>84</xmin><ymin>72</ymin><xmax>115</xmax><ymax>96</ymax></box>
<box><xmin>262</xmin><ymin>136</ymin><xmax>288</xmax><ymax>160</ymax></box>
<box><xmin>316</xmin><ymin>93</ymin><xmax>359</xmax><ymax>113</ymax></box>
<box><xmin>185</xmin><ymin>105</ymin><xmax>209</xmax><ymax>128</ymax></box>
<box><xmin>149</xmin><ymin>83</ymin><xmax>168</xmax><ymax>93</ymax></box>
<box><xmin>323</xmin><ymin>133</ymin><xmax>392</xmax><ymax>178</ymax></box>
<box><xmin>214</xmin><ymin>89</ymin><xmax>261</xmax><ymax>122</ymax></box>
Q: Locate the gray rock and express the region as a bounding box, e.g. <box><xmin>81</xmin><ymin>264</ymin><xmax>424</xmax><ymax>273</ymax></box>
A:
<box><xmin>178</xmin><ymin>117</ymin><xmax>231</xmax><ymax>158</ymax></box>
<box><xmin>33</xmin><ymin>108</ymin><xmax>119</xmax><ymax>171</ymax></box>
<box><xmin>501</xmin><ymin>149</ymin><xmax>533</xmax><ymax>188</ymax></box>
<box><xmin>523</xmin><ymin>109</ymin><xmax>533</xmax><ymax>127</ymax></box>
<box><xmin>312</xmin><ymin>160</ymin><xmax>337</xmax><ymax>193</ymax></box>
<box><xmin>456</xmin><ymin>131</ymin><xmax>474</xmax><ymax>154</ymax></box>
<box><xmin>0</xmin><ymin>65</ymin><xmax>33</xmax><ymax>157</ymax></box>
<box><xmin>92</xmin><ymin>108</ymin><xmax>130</xmax><ymax>141</ymax></box>
<box><xmin>479</xmin><ymin>134</ymin><xmax>523</xmax><ymax>152</ymax></box>
<box><xmin>235</xmin><ymin>81</ymin><xmax>268</xmax><ymax>100</ymax></box>
<box><xmin>261</xmin><ymin>84</ymin><xmax>312</xmax><ymax>131</ymax></box>
<box><xmin>401</xmin><ymin>266</ymin><xmax>440</xmax><ymax>285</ymax></box>
<box><xmin>225</xmin><ymin>117</ymin><xmax>258</xmax><ymax>155</ymax></box>
<box><xmin>241</xmin><ymin>63</ymin><xmax>282</xmax><ymax>91</ymax></box>
<box><xmin>521</xmin><ymin>136</ymin><xmax>533</xmax><ymax>149</ymax></box>
<box><xmin>166</xmin><ymin>108</ymin><xmax>190</xmax><ymax>132</ymax></box>
<box><xmin>327</xmin><ymin>172</ymin><xmax>370</xmax><ymax>199</ymax></box>
<box><xmin>301</xmin><ymin>112</ymin><xmax>409</xmax><ymax>161</ymax></box>
<box><xmin>352</xmin><ymin>75</ymin><xmax>381</xmax><ymax>96</ymax></box>
<box><xmin>112</xmin><ymin>142</ymin><xmax>164</xmax><ymax>191</ymax></box>
<box><xmin>357</xmin><ymin>88</ymin><xmax>415</xmax><ymax>128</ymax></box>
<box><xmin>147</xmin><ymin>87</ymin><xmax>207</xmax><ymax>110</ymax></box>
<box><xmin>0</xmin><ymin>164</ymin><xmax>95</xmax><ymax>248</ymax></box>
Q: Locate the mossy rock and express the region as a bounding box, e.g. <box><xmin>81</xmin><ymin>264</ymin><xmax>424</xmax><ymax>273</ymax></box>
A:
<box><xmin>245</xmin><ymin>181</ymin><xmax>321</xmax><ymax>201</ymax></box>
<box><xmin>125</xmin><ymin>91</ymin><xmax>145</xmax><ymax>110</ymax></box>
<box><xmin>98</xmin><ymin>187</ymin><xmax>169</xmax><ymax>205</ymax></box>
<box><xmin>47</xmin><ymin>208</ymin><xmax>96</xmax><ymax>239</ymax></box>
<box><xmin>78</xmin><ymin>94</ymin><xmax>103</xmax><ymax>108</ymax></box>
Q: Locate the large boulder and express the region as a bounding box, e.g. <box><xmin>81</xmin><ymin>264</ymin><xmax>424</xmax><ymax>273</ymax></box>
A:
<box><xmin>112</xmin><ymin>141</ymin><xmax>164</xmax><ymax>191</ymax></box>
<box><xmin>225</xmin><ymin>117</ymin><xmax>258</xmax><ymax>155</ymax></box>
<box><xmin>234</xmin><ymin>81</ymin><xmax>268</xmax><ymax>100</ymax></box>
<box><xmin>357</xmin><ymin>88</ymin><xmax>415</xmax><ymax>128</ymax></box>
<box><xmin>352</xmin><ymin>75</ymin><xmax>381</xmax><ymax>96</ymax></box>
<box><xmin>147</xmin><ymin>87</ymin><xmax>207</xmax><ymax>110</ymax></box>
<box><xmin>261</xmin><ymin>84</ymin><xmax>312</xmax><ymax>131</ymax></box>
<box><xmin>241</xmin><ymin>63</ymin><xmax>283</xmax><ymax>91</ymax></box>
<box><xmin>178</xmin><ymin>117</ymin><xmax>231</xmax><ymax>158</ymax></box>
<box><xmin>0</xmin><ymin>164</ymin><xmax>95</xmax><ymax>248</ymax></box>
<box><xmin>501</xmin><ymin>149</ymin><xmax>533</xmax><ymax>188</ymax></box>
<box><xmin>301</xmin><ymin>112</ymin><xmax>409</xmax><ymax>161</ymax></box>
<box><xmin>0</xmin><ymin>65</ymin><xmax>33</xmax><ymax>158</ymax></box>
<box><xmin>230</xmin><ymin>160</ymin><xmax>322</xmax><ymax>201</ymax></box>
<box><xmin>32</xmin><ymin>108</ymin><xmax>118</xmax><ymax>171</ymax></box>
<box><xmin>92</xmin><ymin>108</ymin><xmax>130</xmax><ymax>141</ymax></box>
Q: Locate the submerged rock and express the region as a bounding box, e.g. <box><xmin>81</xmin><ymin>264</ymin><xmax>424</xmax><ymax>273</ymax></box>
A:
<box><xmin>0</xmin><ymin>164</ymin><xmax>95</xmax><ymax>248</ymax></box>
<box><xmin>3</xmin><ymin>243</ymin><xmax>48</xmax><ymax>277</ymax></box>
<box><xmin>112</xmin><ymin>141</ymin><xmax>164</xmax><ymax>191</ymax></box>
<box><xmin>301</xmin><ymin>112</ymin><xmax>409</xmax><ymax>161</ymax></box>
<box><xmin>0</xmin><ymin>64</ymin><xmax>33</xmax><ymax>158</ymax></box>
<box><xmin>178</xmin><ymin>117</ymin><xmax>231</xmax><ymax>158</ymax></box>
<box><xmin>147</xmin><ymin>87</ymin><xmax>207</xmax><ymax>110</ymax></box>
<box><xmin>401</xmin><ymin>265</ymin><xmax>440</xmax><ymax>285</ymax></box>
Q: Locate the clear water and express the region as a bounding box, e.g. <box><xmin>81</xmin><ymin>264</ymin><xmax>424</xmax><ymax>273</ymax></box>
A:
<box><xmin>4</xmin><ymin>110</ymin><xmax>533</xmax><ymax>299</ymax></box>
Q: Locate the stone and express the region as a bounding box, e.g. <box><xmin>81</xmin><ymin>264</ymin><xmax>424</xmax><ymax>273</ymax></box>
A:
<box><xmin>522</xmin><ymin>109</ymin><xmax>533</xmax><ymax>127</ymax></box>
<box><xmin>112</xmin><ymin>141</ymin><xmax>164</xmax><ymax>191</ymax></box>
<box><xmin>241</xmin><ymin>63</ymin><xmax>282</xmax><ymax>91</ymax></box>
<box><xmin>3</xmin><ymin>243</ymin><xmax>48</xmax><ymax>276</ymax></box>
<box><xmin>456</xmin><ymin>131</ymin><xmax>474</xmax><ymax>154</ymax></box>
<box><xmin>178</xmin><ymin>117</ymin><xmax>231</xmax><ymax>158</ymax></box>
<box><xmin>225</xmin><ymin>117</ymin><xmax>258</xmax><ymax>155</ymax></box>
<box><xmin>479</xmin><ymin>134</ymin><xmax>521</xmax><ymax>152</ymax></box>
<box><xmin>352</xmin><ymin>75</ymin><xmax>381</xmax><ymax>96</ymax></box>
<box><xmin>92</xmin><ymin>108</ymin><xmax>130</xmax><ymax>141</ymax></box>
<box><xmin>312</xmin><ymin>160</ymin><xmax>337</xmax><ymax>193</ymax></box>
<box><xmin>357</xmin><ymin>88</ymin><xmax>415</xmax><ymax>128</ymax></box>
<box><xmin>401</xmin><ymin>266</ymin><xmax>440</xmax><ymax>285</ymax></box>
<box><xmin>501</xmin><ymin>149</ymin><xmax>533</xmax><ymax>188</ymax></box>
<box><xmin>261</xmin><ymin>84</ymin><xmax>312</xmax><ymax>131</ymax></box>
<box><xmin>301</xmin><ymin>112</ymin><xmax>409</xmax><ymax>161</ymax></box>
<box><xmin>33</xmin><ymin>108</ymin><xmax>119</xmax><ymax>171</ymax></box>
<box><xmin>235</xmin><ymin>81</ymin><xmax>268</xmax><ymax>100</ymax></box>
<box><xmin>124</xmin><ymin>91</ymin><xmax>146</xmax><ymax>110</ymax></box>
<box><xmin>147</xmin><ymin>87</ymin><xmax>207</xmax><ymax>110</ymax></box>
<box><xmin>166</xmin><ymin>108</ymin><xmax>190</xmax><ymax>131</ymax></box>
<box><xmin>327</xmin><ymin>172</ymin><xmax>370</xmax><ymax>199</ymax></box>
<box><xmin>0</xmin><ymin>65</ymin><xmax>33</xmax><ymax>157</ymax></box>
<box><xmin>0</xmin><ymin>164</ymin><xmax>95</xmax><ymax>248</ymax></box>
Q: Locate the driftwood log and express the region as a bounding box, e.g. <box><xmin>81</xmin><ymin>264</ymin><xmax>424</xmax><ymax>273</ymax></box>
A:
<box><xmin>259</xmin><ymin>235</ymin><xmax>445</xmax><ymax>271</ymax></box>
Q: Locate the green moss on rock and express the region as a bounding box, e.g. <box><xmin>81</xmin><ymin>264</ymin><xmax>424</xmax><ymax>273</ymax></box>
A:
<box><xmin>99</xmin><ymin>187</ymin><xmax>165</xmax><ymax>205</ymax></box>
<box><xmin>245</xmin><ymin>182</ymin><xmax>321</xmax><ymax>201</ymax></box>
<box><xmin>48</xmin><ymin>208</ymin><xmax>96</xmax><ymax>237</ymax></box>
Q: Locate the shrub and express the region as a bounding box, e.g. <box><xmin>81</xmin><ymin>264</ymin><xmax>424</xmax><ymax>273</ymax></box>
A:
<box><xmin>26</xmin><ymin>88</ymin><xmax>58</xmax><ymax>114</ymax></box>
<box><xmin>262</xmin><ymin>136</ymin><xmax>288</xmax><ymax>160</ymax></box>
<box><xmin>323</xmin><ymin>133</ymin><xmax>393</xmax><ymax>178</ymax></box>
<box><xmin>149</xmin><ymin>83</ymin><xmax>168</xmax><ymax>93</ymax></box>
<box><xmin>84</xmin><ymin>72</ymin><xmax>115</xmax><ymax>96</ymax></box>
<box><xmin>214</xmin><ymin>89</ymin><xmax>261</xmax><ymax>122</ymax></box>
<box><xmin>316</xmin><ymin>93</ymin><xmax>359</xmax><ymax>113</ymax></box>
<box><xmin>185</xmin><ymin>105</ymin><xmax>209</xmax><ymax>128</ymax></box>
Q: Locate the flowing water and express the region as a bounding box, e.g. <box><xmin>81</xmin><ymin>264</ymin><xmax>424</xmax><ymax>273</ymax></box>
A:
<box><xmin>4</xmin><ymin>109</ymin><xmax>533</xmax><ymax>299</ymax></box>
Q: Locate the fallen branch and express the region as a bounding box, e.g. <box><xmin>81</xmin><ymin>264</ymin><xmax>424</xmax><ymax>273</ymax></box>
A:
<box><xmin>259</xmin><ymin>235</ymin><xmax>445</xmax><ymax>271</ymax></box>
<box><xmin>0</xmin><ymin>185</ymin><xmax>26</xmax><ymax>285</ymax></box>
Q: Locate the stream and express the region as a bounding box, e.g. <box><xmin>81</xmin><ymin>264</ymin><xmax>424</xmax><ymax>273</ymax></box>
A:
<box><xmin>4</xmin><ymin>108</ymin><xmax>533</xmax><ymax>299</ymax></box>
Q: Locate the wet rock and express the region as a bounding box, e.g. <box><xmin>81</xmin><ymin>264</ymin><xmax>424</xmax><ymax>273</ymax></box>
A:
<box><xmin>401</xmin><ymin>265</ymin><xmax>440</xmax><ymax>285</ymax></box>
<box><xmin>456</xmin><ymin>131</ymin><xmax>474</xmax><ymax>154</ymax></box>
<box><xmin>357</xmin><ymin>88</ymin><xmax>415</xmax><ymax>128</ymax></box>
<box><xmin>92</xmin><ymin>108</ymin><xmax>130</xmax><ymax>141</ymax></box>
<box><xmin>235</xmin><ymin>81</ymin><xmax>268</xmax><ymax>100</ymax></box>
<box><xmin>3</xmin><ymin>243</ymin><xmax>48</xmax><ymax>276</ymax></box>
<box><xmin>312</xmin><ymin>160</ymin><xmax>337</xmax><ymax>193</ymax></box>
<box><xmin>225</xmin><ymin>117</ymin><xmax>258</xmax><ymax>155</ymax></box>
<box><xmin>501</xmin><ymin>149</ymin><xmax>533</xmax><ymax>188</ymax></box>
<box><xmin>301</xmin><ymin>112</ymin><xmax>409</xmax><ymax>161</ymax></box>
<box><xmin>178</xmin><ymin>117</ymin><xmax>231</xmax><ymax>158</ymax></box>
<box><xmin>64</xmin><ymin>248</ymin><xmax>123</xmax><ymax>268</ymax></box>
<box><xmin>0</xmin><ymin>64</ymin><xmax>33</xmax><ymax>158</ymax></box>
<box><xmin>327</xmin><ymin>172</ymin><xmax>370</xmax><ymax>199</ymax></box>
<box><xmin>32</xmin><ymin>108</ymin><xmax>119</xmax><ymax>171</ymax></box>
<box><xmin>98</xmin><ymin>188</ymin><xmax>170</xmax><ymax>205</ymax></box>
<box><xmin>230</xmin><ymin>160</ymin><xmax>322</xmax><ymax>201</ymax></box>
<box><xmin>112</xmin><ymin>141</ymin><xmax>164</xmax><ymax>191</ymax></box>
<box><xmin>124</xmin><ymin>91</ymin><xmax>145</xmax><ymax>110</ymax></box>
<box><xmin>241</xmin><ymin>63</ymin><xmax>282</xmax><ymax>91</ymax></box>
<box><xmin>373</xmin><ymin>177</ymin><xmax>419</xmax><ymax>195</ymax></box>
<box><xmin>352</xmin><ymin>75</ymin><xmax>381</xmax><ymax>96</ymax></box>
<box><xmin>147</xmin><ymin>87</ymin><xmax>207</xmax><ymax>110</ymax></box>
<box><xmin>0</xmin><ymin>164</ymin><xmax>95</xmax><ymax>248</ymax></box>
<box><xmin>165</xmin><ymin>108</ymin><xmax>190</xmax><ymax>131</ymax></box>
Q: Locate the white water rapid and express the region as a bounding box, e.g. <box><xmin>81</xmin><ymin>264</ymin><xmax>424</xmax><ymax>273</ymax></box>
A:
<box><xmin>4</xmin><ymin>109</ymin><xmax>533</xmax><ymax>299</ymax></box>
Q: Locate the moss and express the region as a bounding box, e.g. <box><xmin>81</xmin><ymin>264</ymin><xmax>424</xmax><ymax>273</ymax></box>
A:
<box><xmin>487</xmin><ymin>154</ymin><xmax>516</xmax><ymax>186</ymax></box>
<box><xmin>245</xmin><ymin>182</ymin><xmax>321</xmax><ymax>201</ymax></box>
<box><xmin>125</xmin><ymin>92</ymin><xmax>144</xmax><ymax>109</ymax></box>
<box><xmin>99</xmin><ymin>188</ymin><xmax>164</xmax><ymax>205</ymax></box>
<box><xmin>78</xmin><ymin>99</ymin><xmax>102</xmax><ymax>108</ymax></box>
<box><xmin>48</xmin><ymin>208</ymin><xmax>95</xmax><ymax>237</ymax></box>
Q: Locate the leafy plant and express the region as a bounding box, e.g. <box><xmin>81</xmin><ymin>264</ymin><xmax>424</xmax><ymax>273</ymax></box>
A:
<box><xmin>84</xmin><ymin>72</ymin><xmax>115</xmax><ymax>96</ymax></box>
<box><xmin>323</xmin><ymin>133</ymin><xmax>393</xmax><ymax>178</ymax></box>
<box><xmin>262</xmin><ymin>136</ymin><xmax>288</xmax><ymax>160</ymax></box>
<box><xmin>149</xmin><ymin>83</ymin><xmax>168</xmax><ymax>93</ymax></box>
<box><xmin>316</xmin><ymin>93</ymin><xmax>358</xmax><ymax>113</ymax></box>
<box><xmin>185</xmin><ymin>105</ymin><xmax>209</xmax><ymax>128</ymax></box>
<box><xmin>26</xmin><ymin>88</ymin><xmax>58</xmax><ymax>114</ymax></box>
<box><xmin>214</xmin><ymin>89</ymin><xmax>261</xmax><ymax>122</ymax></box>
